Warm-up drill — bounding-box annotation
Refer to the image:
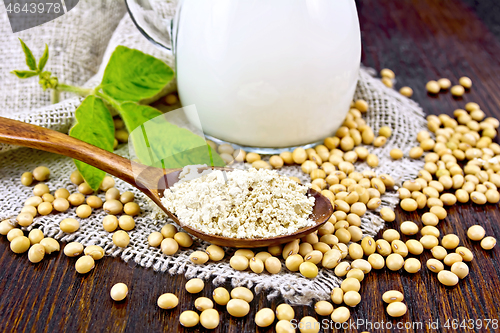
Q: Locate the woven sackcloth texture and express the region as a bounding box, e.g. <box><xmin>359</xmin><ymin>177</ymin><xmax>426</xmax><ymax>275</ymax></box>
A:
<box><xmin>0</xmin><ymin>2</ymin><xmax>427</xmax><ymax>305</ymax></box>
<box><xmin>0</xmin><ymin>0</ymin><xmax>126</xmax><ymax>153</ymax></box>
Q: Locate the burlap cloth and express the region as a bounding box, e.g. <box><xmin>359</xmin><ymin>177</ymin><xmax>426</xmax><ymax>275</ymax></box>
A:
<box><xmin>0</xmin><ymin>0</ymin><xmax>427</xmax><ymax>304</ymax></box>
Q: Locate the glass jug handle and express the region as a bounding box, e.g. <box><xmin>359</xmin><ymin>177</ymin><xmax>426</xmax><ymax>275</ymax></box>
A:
<box><xmin>124</xmin><ymin>0</ymin><xmax>179</xmax><ymax>54</ymax></box>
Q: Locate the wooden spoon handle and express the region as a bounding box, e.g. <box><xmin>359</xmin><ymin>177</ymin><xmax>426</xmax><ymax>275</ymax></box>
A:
<box><xmin>0</xmin><ymin>116</ymin><xmax>137</xmax><ymax>186</ymax></box>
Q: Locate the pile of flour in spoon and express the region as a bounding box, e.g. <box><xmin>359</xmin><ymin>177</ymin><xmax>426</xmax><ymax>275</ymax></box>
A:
<box><xmin>161</xmin><ymin>167</ymin><xmax>315</xmax><ymax>239</ymax></box>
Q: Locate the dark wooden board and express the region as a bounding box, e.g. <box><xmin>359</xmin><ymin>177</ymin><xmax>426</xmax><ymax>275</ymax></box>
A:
<box><xmin>2</xmin><ymin>0</ymin><xmax>500</xmax><ymax>332</ymax></box>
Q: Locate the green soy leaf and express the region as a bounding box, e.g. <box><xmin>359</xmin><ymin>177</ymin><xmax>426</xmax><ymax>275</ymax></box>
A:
<box><xmin>100</xmin><ymin>46</ymin><xmax>174</xmax><ymax>103</ymax></box>
<box><xmin>118</xmin><ymin>102</ymin><xmax>225</xmax><ymax>169</ymax></box>
<box><xmin>70</xmin><ymin>95</ymin><xmax>115</xmax><ymax>191</ymax></box>
<box><xmin>38</xmin><ymin>44</ymin><xmax>49</xmax><ymax>71</ymax></box>
<box><xmin>18</xmin><ymin>38</ymin><xmax>37</xmax><ymax>71</ymax></box>
<box><xmin>11</xmin><ymin>70</ymin><xmax>38</xmax><ymax>78</ymax></box>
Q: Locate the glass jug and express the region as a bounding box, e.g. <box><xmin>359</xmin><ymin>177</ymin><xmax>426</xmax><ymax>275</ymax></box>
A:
<box><xmin>126</xmin><ymin>0</ymin><xmax>361</xmax><ymax>152</ymax></box>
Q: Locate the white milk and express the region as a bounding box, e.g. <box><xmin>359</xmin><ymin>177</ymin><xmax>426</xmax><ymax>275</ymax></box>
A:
<box><xmin>175</xmin><ymin>0</ymin><xmax>361</xmax><ymax>148</ymax></box>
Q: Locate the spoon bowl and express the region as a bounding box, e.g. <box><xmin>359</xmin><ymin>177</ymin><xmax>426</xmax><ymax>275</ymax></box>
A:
<box><xmin>0</xmin><ymin>116</ymin><xmax>333</xmax><ymax>247</ymax></box>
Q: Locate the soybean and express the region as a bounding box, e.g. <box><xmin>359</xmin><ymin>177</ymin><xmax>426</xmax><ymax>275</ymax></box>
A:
<box><xmin>376</xmin><ymin>239</ymin><xmax>392</xmax><ymax>256</ymax></box>
<box><xmin>404</xmin><ymin>258</ymin><xmax>421</xmax><ymax>273</ymax></box>
<box><xmin>387</xmin><ymin>302</ymin><xmax>407</xmax><ymax>317</ymax></box>
<box><xmin>467</xmin><ymin>225</ymin><xmax>485</xmax><ymax>241</ymax></box>
<box><xmin>161</xmin><ymin>238</ymin><xmax>178</xmax><ymax>255</ymax></box>
<box><xmin>314</xmin><ymin>301</ymin><xmax>333</xmax><ymax>316</ymax></box>
<box><xmin>451</xmin><ymin>262</ymin><xmax>469</xmax><ymax>279</ymax></box>
<box><xmin>206</xmin><ymin>244</ymin><xmax>225</xmax><ymax>261</ymax></box>
<box><xmin>383</xmin><ymin>229</ymin><xmax>400</xmax><ymax>242</ymax></box>
<box><xmin>346</xmin><ymin>268</ymin><xmax>365</xmax><ymax>282</ymax></box>
<box><xmin>28</xmin><ymin>244</ymin><xmax>45</xmax><ymax>263</ymax></box>
<box><xmin>120</xmin><ymin>191</ymin><xmax>135</xmax><ymax>204</ymax></box>
<box><xmin>213</xmin><ymin>287</ymin><xmax>230</xmax><ymax>305</ymax></box>
<box><xmin>276</xmin><ymin>320</ymin><xmax>296</xmax><ymax>333</ymax></box>
<box><xmin>21</xmin><ymin>172</ymin><xmax>33</xmax><ymax>186</ymax></box>
<box><xmin>40</xmin><ymin>238</ymin><xmax>60</xmax><ymax>254</ymax></box>
<box><xmin>231</xmin><ymin>287</ymin><xmax>254</xmax><ymax>303</ymax></box>
<box><xmin>456</xmin><ymin>246</ymin><xmax>474</xmax><ymax>261</ymax></box>
<box><xmin>368</xmin><ymin>253</ymin><xmax>385</xmax><ymax>269</ymax></box>
<box><xmin>380</xmin><ymin>207</ymin><xmax>396</xmax><ymax>222</ymax></box>
<box><xmin>78</xmin><ymin>182</ymin><xmax>93</xmax><ymax>195</ymax></box>
<box><xmin>442</xmin><ymin>234</ymin><xmax>460</xmax><ymax>249</ymax></box>
<box><xmin>103</xmin><ymin>200</ymin><xmax>123</xmax><ymax>215</ymax></box>
<box><xmin>105</xmin><ymin>188</ymin><xmax>120</xmax><ymax>201</ymax></box>
<box><xmin>431</xmin><ymin>246</ymin><xmax>448</xmax><ymax>260</ymax></box>
<box><xmin>0</xmin><ymin>220</ymin><xmax>14</xmax><ymax>235</ymax></box>
<box><xmin>161</xmin><ymin>224</ymin><xmax>177</xmax><ymax>238</ymax></box>
<box><xmin>299</xmin><ymin>316</ymin><xmax>321</xmax><ymax>332</ymax></box>
<box><xmin>299</xmin><ymin>262</ymin><xmax>318</xmax><ymax>278</ymax></box>
<box><xmin>174</xmin><ymin>232</ymin><xmax>193</xmax><ymax>247</ymax></box>
<box><xmin>351</xmin><ymin>259</ymin><xmax>372</xmax><ymax>274</ymax></box>
<box><xmin>112</xmin><ymin>230</ymin><xmax>130</xmax><ymax>248</ymax></box>
<box><xmin>386</xmin><ymin>253</ymin><xmax>404</xmax><ymax>271</ymax></box>
<box><xmin>179</xmin><ymin>311</ymin><xmax>200</xmax><ymax>327</ymax></box>
<box><xmin>382</xmin><ymin>290</ymin><xmax>404</xmax><ymax>303</ymax></box>
<box><xmin>110</xmin><ymin>283</ymin><xmax>128</xmax><ymax>301</ymax></box>
<box><xmin>123</xmin><ymin>202</ymin><xmax>140</xmax><ymax>216</ymax></box>
<box><xmin>103</xmin><ymin>215</ymin><xmax>119</xmax><ymax>232</ymax></box>
<box><xmin>118</xmin><ymin>215</ymin><xmax>135</xmax><ymax>231</ymax></box>
<box><xmin>28</xmin><ymin>229</ymin><xmax>44</xmax><ymax>244</ymax></box>
<box><xmin>341</xmin><ymin>277</ymin><xmax>360</xmax><ymax>293</ymax></box>
<box><xmin>406</xmin><ymin>240</ymin><xmax>424</xmax><ymax>255</ymax></box>
<box><xmin>420</xmin><ymin>235</ymin><xmax>439</xmax><ymax>249</ymax></box>
<box><xmin>427</xmin><ymin>259</ymin><xmax>444</xmax><ymax>273</ymax></box>
<box><xmin>285</xmin><ymin>254</ymin><xmax>304</xmax><ymax>271</ymax></box>
<box><xmin>400</xmin><ymin>221</ymin><xmax>419</xmax><ymax>236</ymax></box>
<box><xmin>230</xmin><ymin>255</ymin><xmax>249</xmax><ymax>271</ymax></box>
<box><xmin>226</xmin><ymin>299</ymin><xmax>250</xmax><ymax>317</ymax></box>
<box><xmin>100</xmin><ymin>176</ymin><xmax>115</xmax><ymax>191</ymax></box>
<box><xmin>157</xmin><ymin>293</ymin><xmax>178</xmax><ymax>309</ymax></box>
<box><xmin>481</xmin><ymin>236</ymin><xmax>497</xmax><ymax>250</ymax></box>
<box><xmin>390</xmin><ymin>148</ymin><xmax>404</xmax><ymax>160</ymax></box>
<box><xmin>33</xmin><ymin>166</ymin><xmax>50</xmax><ymax>181</ymax></box>
<box><xmin>148</xmin><ymin>232</ymin><xmax>163</xmax><ymax>247</ymax></box>
<box><xmin>276</xmin><ymin>303</ymin><xmax>295</xmax><ymax>321</ymax></box>
<box><xmin>195</xmin><ymin>297</ymin><xmax>214</xmax><ymax>311</ymax></box>
<box><xmin>76</xmin><ymin>204</ymin><xmax>92</xmax><ymax>218</ymax></box>
<box><xmin>331</xmin><ymin>287</ymin><xmax>344</xmax><ymax>305</ymax></box>
<box><xmin>33</xmin><ymin>183</ymin><xmax>50</xmax><ymax>196</ymax></box>
<box><xmin>437</xmin><ymin>270</ymin><xmax>459</xmax><ymax>286</ymax></box>
<box><xmin>53</xmin><ymin>198</ymin><xmax>70</xmax><ymax>212</ymax></box>
<box><xmin>87</xmin><ymin>195</ymin><xmax>103</xmax><ymax>209</ymax></box>
<box><xmin>37</xmin><ymin>202</ymin><xmax>53</xmax><ymax>216</ymax></box>
<box><xmin>200</xmin><ymin>309</ymin><xmax>219</xmax><ymax>329</ymax></box>
<box><xmin>330</xmin><ymin>307</ymin><xmax>350</xmax><ymax>324</ymax></box>
<box><xmin>75</xmin><ymin>255</ymin><xmax>95</xmax><ymax>274</ymax></box>
<box><xmin>249</xmin><ymin>257</ymin><xmax>265</xmax><ymax>273</ymax></box>
<box><xmin>64</xmin><ymin>242</ymin><xmax>84</xmax><ymax>257</ymax></box>
<box><xmin>185</xmin><ymin>278</ymin><xmax>204</xmax><ymax>293</ymax></box>
<box><xmin>391</xmin><ymin>240</ymin><xmax>408</xmax><ymax>257</ymax></box>
<box><xmin>343</xmin><ymin>290</ymin><xmax>361</xmax><ymax>307</ymax></box>
<box><xmin>84</xmin><ymin>245</ymin><xmax>105</xmax><ymax>260</ymax></box>
<box><xmin>68</xmin><ymin>193</ymin><xmax>85</xmax><ymax>206</ymax></box>
<box><xmin>70</xmin><ymin>170</ymin><xmax>84</xmax><ymax>185</ymax></box>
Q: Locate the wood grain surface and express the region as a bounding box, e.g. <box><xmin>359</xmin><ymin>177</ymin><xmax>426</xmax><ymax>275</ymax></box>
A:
<box><xmin>2</xmin><ymin>0</ymin><xmax>500</xmax><ymax>332</ymax></box>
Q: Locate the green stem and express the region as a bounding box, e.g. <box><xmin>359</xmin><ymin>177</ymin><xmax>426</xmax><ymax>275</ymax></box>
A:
<box><xmin>56</xmin><ymin>83</ymin><xmax>93</xmax><ymax>96</ymax></box>
<box><xmin>96</xmin><ymin>90</ymin><xmax>122</xmax><ymax>112</ymax></box>
<box><xmin>50</xmin><ymin>89</ymin><xmax>60</xmax><ymax>104</ymax></box>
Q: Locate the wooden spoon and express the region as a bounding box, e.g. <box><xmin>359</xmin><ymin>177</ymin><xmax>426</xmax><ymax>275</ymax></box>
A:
<box><xmin>0</xmin><ymin>117</ymin><xmax>333</xmax><ymax>248</ymax></box>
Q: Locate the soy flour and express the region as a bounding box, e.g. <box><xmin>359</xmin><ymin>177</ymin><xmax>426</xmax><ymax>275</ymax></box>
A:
<box><xmin>162</xmin><ymin>168</ymin><xmax>315</xmax><ymax>239</ymax></box>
